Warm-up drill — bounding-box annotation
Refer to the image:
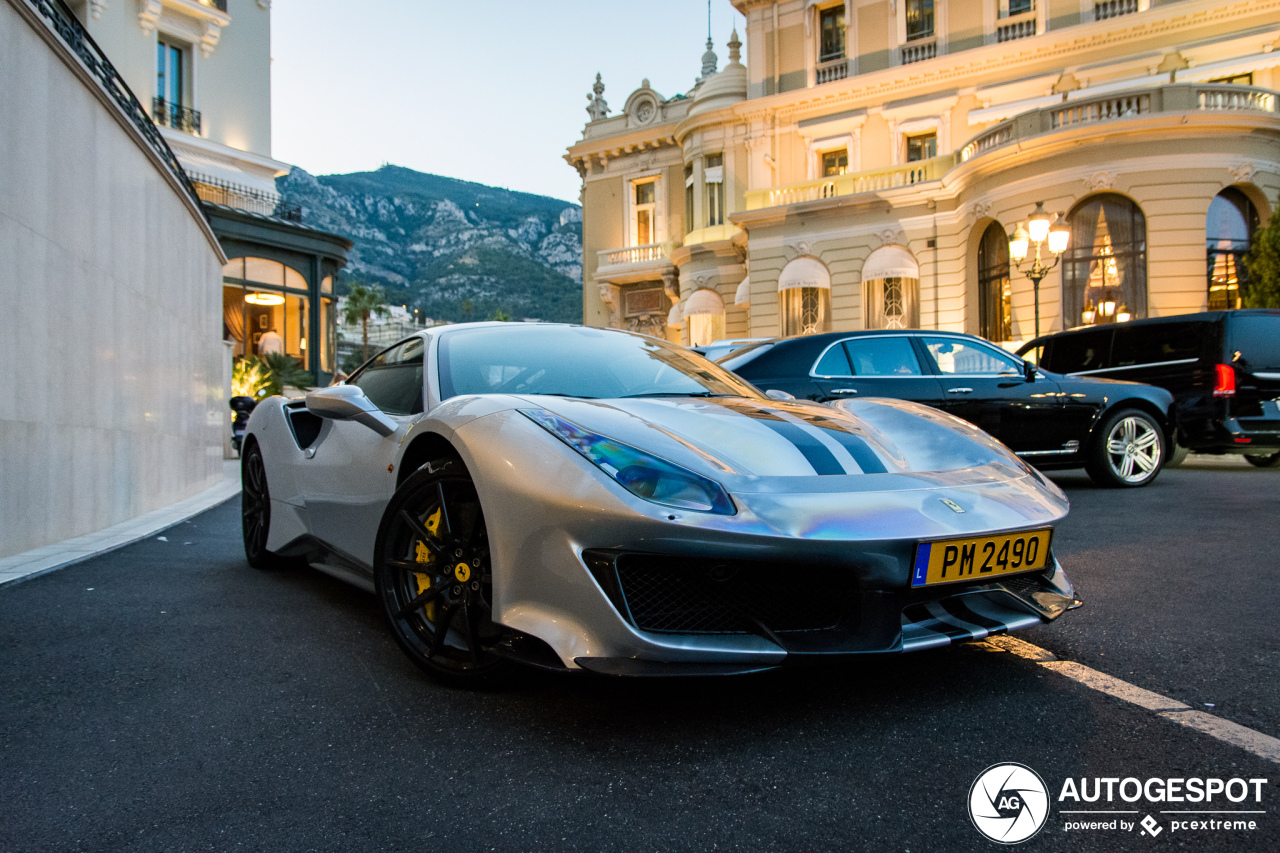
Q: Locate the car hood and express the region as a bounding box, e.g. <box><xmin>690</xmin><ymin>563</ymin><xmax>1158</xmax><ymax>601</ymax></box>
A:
<box><xmin>511</xmin><ymin>393</ymin><xmax>1054</xmax><ymax>487</ymax></box>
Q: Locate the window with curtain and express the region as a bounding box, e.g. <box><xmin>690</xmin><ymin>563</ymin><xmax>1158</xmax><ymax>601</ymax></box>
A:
<box><xmin>818</xmin><ymin>5</ymin><xmax>846</xmax><ymax>62</ymax></box>
<box><xmin>978</xmin><ymin>222</ymin><xmax>1012</xmax><ymax>342</ymax></box>
<box><xmin>704</xmin><ymin>154</ymin><xmax>725</xmax><ymax>227</ymax></box>
<box><xmin>1206</xmin><ymin>188</ymin><xmax>1258</xmax><ymax>311</ymax></box>
<box><xmin>782</xmin><ymin>288</ymin><xmax>832</xmax><ymax>336</ymax></box>
<box><xmin>863</xmin><ymin>278</ymin><xmax>919</xmax><ymax>329</ymax></box>
<box><xmin>1063</xmin><ymin>194</ymin><xmax>1147</xmax><ymax>327</ymax></box>
<box><xmin>906</xmin><ymin>0</ymin><xmax>935</xmax><ymax>40</ymax></box>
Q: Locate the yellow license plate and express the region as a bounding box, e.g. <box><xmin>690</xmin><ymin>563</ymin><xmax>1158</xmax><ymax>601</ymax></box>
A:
<box><xmin>911</xmin><ymin>529</ymin><xmax>1053</xmax><ymax>587</ymax></box>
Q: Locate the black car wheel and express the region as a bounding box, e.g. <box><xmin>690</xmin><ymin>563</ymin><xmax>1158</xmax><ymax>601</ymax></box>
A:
<box><xmin>374</xmin><ymin>459</ymin><xmax>511</xmax><ymax>682</ymax></box>
<box><xmin>1085</xmin><ymin>408</ymin><xmax>1165</xmax><ymax>488</ymax></box>
<box><xmin>1165</xmin><ymin>441</ymin><xmax>1190</xmax><ymax>468</ymax></box>
<box><xmin>1244</xmin><ymin>452</ymin><xmax>1280</xmax><ymax>468</ymax></box>
<box><xmin>241</xmin><ymin>442</ymin><xmax>298</xmax><ymax>569</ymax></box>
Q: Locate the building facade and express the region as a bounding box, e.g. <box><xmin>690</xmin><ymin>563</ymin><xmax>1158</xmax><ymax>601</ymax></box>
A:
<box><xmin>567</xmin><ymin>0</ymin><xmax>1280</xmax><ymax>349</ymax></box>
<box><xmin>71</xmin><ymin>0</ymin><xmax>350</xmax><ymax>385</ymax></box>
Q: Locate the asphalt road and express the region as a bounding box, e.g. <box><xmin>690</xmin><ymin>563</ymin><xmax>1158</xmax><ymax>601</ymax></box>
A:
<box><xmin>2</xmin><ymin>459</ymin><xmax>1277</xmax><ymax>852</ymax></box>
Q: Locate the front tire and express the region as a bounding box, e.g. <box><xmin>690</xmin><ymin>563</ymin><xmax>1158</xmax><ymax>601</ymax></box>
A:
<box><xmin>374</xmin><ymin>459</ymin><xmax>511</xmax><ymax>682</ymax></box>
<box><xmin>1085</xmin><ymin>408</ymin><xmax>1165</xmax><ymax>488</ymax></box>
<box><xmin>1244</xmin><ymin>451</ymin><xmax>1280</xmax><ymax>468</ymax></box>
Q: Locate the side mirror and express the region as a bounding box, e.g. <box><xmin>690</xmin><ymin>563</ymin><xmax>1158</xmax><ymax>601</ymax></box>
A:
<box><xmin>1023</xmin><ymin>360</ymin><xmax>1037</xmax><ymax>383</ymax></box>
<box><xmin>764</xmin><ymin>389</ymin><xmax>796</xmax><ymax>401</ymax></box>
<box><xmin>306</xmin><ymin>385</ymin><xmax>398</xmax><ymax>436</ymax></box>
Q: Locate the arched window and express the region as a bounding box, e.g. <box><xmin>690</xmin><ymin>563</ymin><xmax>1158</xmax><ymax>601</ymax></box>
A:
<box><xmin>861</xmin><ymin>246</ymin><xmax>920</xmax><ymax>329</ymax></box>
<box><xmin>1064</xmin><ymin>194</ymin><xmax>1146</xmax><ymax>327</ymax></box>
<box><xmin>684</xmin><ymin>288</ymin><xmax>726</xmax><ymax>347</ymax></box>
<box><xmin>1206</xmin><ymin>188</ymin><xmax>1259</xmax><ymax>311</ymax></box>
<box><xmin>778</xmin><ymin>256</ymin><xmax>832</xmax><ymax>336</ymax></box>
<box><xmin>977</xmin><ymin>222</ymin><xmax>1011</xmax><ymax>342</ymax></box>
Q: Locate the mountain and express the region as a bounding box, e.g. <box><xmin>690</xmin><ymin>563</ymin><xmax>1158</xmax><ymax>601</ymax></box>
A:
<box><xmin>277</xmin><ymin>165</ymin><xmax>582</xmax><ymax>323</ymax></box>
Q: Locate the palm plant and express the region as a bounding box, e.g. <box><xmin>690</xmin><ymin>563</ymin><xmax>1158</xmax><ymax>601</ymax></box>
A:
<box><xmin>233</xmin><ymin>354</ymin><xmax>313</xmax><ymax>399</ymax></box>
<box><xmin>342</xmin><ymin>281</ymin><xmax>391</xmax><ymax>361</ymax></box>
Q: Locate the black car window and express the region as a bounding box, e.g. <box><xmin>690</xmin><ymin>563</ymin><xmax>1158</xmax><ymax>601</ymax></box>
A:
<box><xmin>1045</xmin><ymin>329</ymin><xmax>1112</xmax><ymax>373</ymax></box>
<box><xmin>843</xmin><ymin>337</ymin><xmax>923</xmax><ymax>376</ymax></box>
<box><xmin>812</xmin><ymin>342</ymin><xmax>853</xmax><ymax>376</ymax></box>
<box><xmin>349</xmin><ymin>337</ymin><xmax>425</xmax><ymax>415</ymax></box>
<box><xmin>921</xmin><ymin>337</ymin><xmax>1021</xmax><ymax>376</ymax></box>
<box><xmin>1229</xmin><ymin>315</ymin><xmax>1280</xmax><ymax>370</ymax></box>
<box><xmin>1112</xmin><ymin>322</ymin><xmax>1206</xmax><ymax>368</ymax></box>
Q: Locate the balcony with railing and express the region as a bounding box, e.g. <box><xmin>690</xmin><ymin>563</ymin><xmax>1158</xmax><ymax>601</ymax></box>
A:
<box><xmin>959</xmin><ymin>83</ymin><xmax>1279</xmax><ymax>163</ymax></box>
<box><xmin>744</xmin><ymin>155</ymin><xmax>957</xmax><ymax>211</ymax></box>
<box><xmin>595</xmin><ymin>241</ymin><xmax>677</xmax><ymax>282</ymax></box>
<box><xmin>815</xmin><ymin>57</ymin><xmax>849</xmax><ymax>85</ymax></box>
<box><xmin>189</xmin><ymin>172</ymin><xmax>302</xmax><ymax>222</ymax></box>
<box><xmin>996</xmin><ymin>10</ymin><xmax>1037</xmax><ymax>43</ymax></box>
<box><xmin>152</xmin><ymin>97</ymin><xmax>201</xmax><ymax>134</ymax></box>
<box><xmin>1094</xmin><ymin>0</ymin><xmax>1138</xmax><ymax>20</ymax></box>
<box><xmin>901</xmin><ymin>39</ymin><xmax>937</xmax><ymax>65</ymax></box>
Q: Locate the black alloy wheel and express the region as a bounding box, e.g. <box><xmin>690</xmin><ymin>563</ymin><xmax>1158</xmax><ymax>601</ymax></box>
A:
<box><xmin>374</xmin><ymin>459</ymin><xmax>511</xmax><ymax>681</ymax></box>
<box><xmin>1244</xmin><ymin>451</ymin><xmax>1280</xmax><ymax>468</ymax></box>
<box><xmin>1085</xmin><ymin>408</ymin><xmax>1166</xmax><ymax>488</ymax></box>
<box><xmin>241</xmin><ymin>442</ymin><xmax>295</xmax><ymax>569</ymax></box>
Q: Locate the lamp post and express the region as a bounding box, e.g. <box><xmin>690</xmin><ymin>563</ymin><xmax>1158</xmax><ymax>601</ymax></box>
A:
<box><xmin>1009</xmin><ymin>201</ymin><xmax>1069</xmax><ymax>339</ymax></box>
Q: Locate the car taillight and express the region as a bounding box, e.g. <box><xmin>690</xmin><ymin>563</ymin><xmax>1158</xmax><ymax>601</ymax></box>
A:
<box><xmin>1213</xmin><ymin>363</ymin><xmax>1236</xmax><ymax>397</ymax></box>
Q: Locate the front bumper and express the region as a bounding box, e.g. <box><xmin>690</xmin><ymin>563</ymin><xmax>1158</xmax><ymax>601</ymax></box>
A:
<box><xmin>566</xmin><ymin>549</ymin><xmax>1074</xmax><ymax>675</ymax></box>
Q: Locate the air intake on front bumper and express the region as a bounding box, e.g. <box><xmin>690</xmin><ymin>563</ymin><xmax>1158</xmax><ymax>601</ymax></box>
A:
<box><xmin>582</xmin><ymin>550</ymin><xmax>857</xmax><ymax>637</ymax></box>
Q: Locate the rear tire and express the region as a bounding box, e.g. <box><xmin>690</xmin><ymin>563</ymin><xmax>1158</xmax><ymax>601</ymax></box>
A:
<box><xmin>241</xmin><ymin>442</ymin><xmax>302</xmax><ymax>570</ymax></box>
<box><xmin>1085</xmin><ymin>408</ymin><xmax>1165</xmax><ymax>488</ymax></box>
<box><xmin>1244</xmin><ymin>452</ymin><xmax>1280</xmax><ymax>468</ymax></box>
<box><xmin>1165</xmin><ymin>441</ymin><xmax>1190</xmax><ymax>468</ymax></box>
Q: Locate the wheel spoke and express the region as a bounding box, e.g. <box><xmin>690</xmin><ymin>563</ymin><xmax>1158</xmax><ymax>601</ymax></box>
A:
<box><xmin>435</xmin><ymin>482</ymin><xmax>454</xmax><ymax>541</ymax></box>
<box><xmin>1134</xmin><ymin>431</ymin><xmax>1159</xmax><ymax>450</ymax></box>
<box><xmin>463</xmin><ymin>599</ymin><xmax>483</xmax><ymax>665</ymax></box>
<box><xmin>1123</xmin><ymin>419</ymin><xmax>1137</xmax><ymax>441</ymax></box>
<box><xmin>1107</xmin><ymin>440</ymin><xmax>1127</xmax><ymax>454</ymax></box>
<box><xmin>428</xmin><ymin>600</ymin><xmax>461</xmax><ymax>658</ymax></box>
<box><xmin>400</xmin><ymin>510</ymin><xmax>445</xmax><ymax>557</ymax></box>
<box><xmin>1134</xmin><ymin>451</ymin><xmax>1157</xmax><ymax>473</ymax></box>
<box><xmin>1120</xmin><ymin>455</ymin><xmax>1135</xmax><ymax>478</ymax></box>
<box><xmin>395</xmin><ymin>583</ymin><xmax>448</xmax><ymax>619</ymax></box>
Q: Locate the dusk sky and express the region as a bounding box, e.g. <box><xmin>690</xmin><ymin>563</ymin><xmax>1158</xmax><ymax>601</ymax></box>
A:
<box><xmin>271</xmin><ymin>1</ymin><xmax>748</xmax><ymax>204</ymax></box>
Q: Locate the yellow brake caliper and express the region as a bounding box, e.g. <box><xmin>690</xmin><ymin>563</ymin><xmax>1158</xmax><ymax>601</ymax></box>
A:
<box><xmin>413</xmin><ymin>507</ymin><xmax>442</xmax><ymax>620</ymax></box>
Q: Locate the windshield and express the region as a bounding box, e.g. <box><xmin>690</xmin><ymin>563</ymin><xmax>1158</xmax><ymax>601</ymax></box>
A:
<box><xmin>437</xmin><ymin>325</ymin><xmax>763</xmax><ymax>401</ymax></box>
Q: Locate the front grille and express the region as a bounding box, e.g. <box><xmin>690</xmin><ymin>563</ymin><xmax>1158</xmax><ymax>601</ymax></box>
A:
<box><xmin>999</xmin><ymin>572</ymin><xmax>1048</xmax><ymax>594</ymax></box>
<box><xmin>612</xmin><ymin>554</ymin><xmax>854</xmax><ymax>635</ymax></box>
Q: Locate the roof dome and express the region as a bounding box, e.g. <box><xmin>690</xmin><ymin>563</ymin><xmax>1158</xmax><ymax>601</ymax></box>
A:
<box><xmin>690</xmin><ymin>30</ymin><xmax>746</xmax><ymax>115</ymax></box>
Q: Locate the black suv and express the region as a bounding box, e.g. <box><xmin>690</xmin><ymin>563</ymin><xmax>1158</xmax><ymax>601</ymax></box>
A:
<box><xmin>1017</xmin><ymin>310</ymin><xmax>1280</xmax><ymax>467</ymax></box>
<box><xmin>720</xmin><ymin>329</ymin><xmax>1177</xmax><ymax>487</ymax></box>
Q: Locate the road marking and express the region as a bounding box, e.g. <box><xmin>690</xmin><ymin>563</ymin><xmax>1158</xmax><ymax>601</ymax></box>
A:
<box><xmin>985</xmin><ymin>635</ymin><xmax>1280</xmax><ymax>765</ymax></box>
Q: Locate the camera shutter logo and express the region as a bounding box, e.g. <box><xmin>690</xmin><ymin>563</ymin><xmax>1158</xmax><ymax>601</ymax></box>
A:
<box><xmin>969</xmin><ymin>763</ymin><xmax>1050</xmax><ymax>844</ymax></box>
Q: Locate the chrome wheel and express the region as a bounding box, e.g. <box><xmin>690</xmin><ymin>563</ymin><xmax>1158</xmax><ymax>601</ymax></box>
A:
<box><xmin>1105</xmin><ymin>415</ymin><xmax>1162</xmax><ymax>483</ymax></box>
<box><xmin>374</xmin><ymin>460</ymin><xmax>509</xmax><ymax>680</ymax></box>
<box><xmin>1086</xmin><ymin>408</ymin><xmax>1165</xmax><ymax>488</ymax></box>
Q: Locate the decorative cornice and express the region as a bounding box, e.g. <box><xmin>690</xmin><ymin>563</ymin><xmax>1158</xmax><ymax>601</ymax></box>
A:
<box><xmin>1229</xmin><ymin>163</ymin><xmax>1258</xmax><ymax>184</ymax></box>
<box><xmin>1085</xmin><ymin>170</ymin><xmax>1117</xmax><ymax>192</ymax></box>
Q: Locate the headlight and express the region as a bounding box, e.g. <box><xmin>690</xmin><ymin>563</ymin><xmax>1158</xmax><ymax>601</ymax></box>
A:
<box><xmin>520</xmin><ymin>409</ymin><xmax>735</xmax><ymax>515</ymax></box>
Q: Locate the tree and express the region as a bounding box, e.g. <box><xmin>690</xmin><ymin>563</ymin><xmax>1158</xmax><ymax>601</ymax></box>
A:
<box><xmin>1242</xmin><ymin>211</ymin><xmax>1280</xmax><ymax>309</ymax></box>
<box><xmin>488</xmin><ymin>308</ymin><xmax>511</xmax><ymax>321</ymax></box>
<box><xmin>341</xmin><ymin>281</ymin><xmax>391</xmax><ymax>361</ymax></box>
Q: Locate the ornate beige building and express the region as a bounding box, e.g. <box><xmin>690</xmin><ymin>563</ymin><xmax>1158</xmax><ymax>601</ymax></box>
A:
<box><xmin>567</xmin><ymin>0</ymin><xmax>1280</xmax><ymax>348</ymax></box>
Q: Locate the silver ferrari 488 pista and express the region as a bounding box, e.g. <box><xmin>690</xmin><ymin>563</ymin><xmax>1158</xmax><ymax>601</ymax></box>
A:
<box><xmin>241</xmin><ymin>322</ymin><xmax>1077</xmax><ymax>680</ymax></box>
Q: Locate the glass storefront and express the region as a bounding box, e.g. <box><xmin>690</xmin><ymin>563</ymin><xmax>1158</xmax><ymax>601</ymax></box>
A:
<box><xmin>223</xmin><ymin>257</ymin><xmax>311</xmax><ymax>369</ymax></box>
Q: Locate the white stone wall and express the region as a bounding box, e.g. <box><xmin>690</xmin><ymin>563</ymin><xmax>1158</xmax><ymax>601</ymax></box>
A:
<box><xmin>1</xmin><ymin>0</ymin><xmax>225</xmax><ymax>560</ymax></box>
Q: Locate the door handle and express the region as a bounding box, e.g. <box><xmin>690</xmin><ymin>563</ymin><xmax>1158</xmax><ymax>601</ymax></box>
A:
<box><xmin>947</xmin><ymin>387</ymin><xmax>973</xmax><ymax>394</ymax></box>
<box><xmin>830</xmin><ymin>388</ymin><xmax>858</xmax><ymax>395</ymax></box>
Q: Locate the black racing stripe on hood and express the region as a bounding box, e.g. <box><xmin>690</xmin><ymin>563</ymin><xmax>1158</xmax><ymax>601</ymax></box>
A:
<box><xmin>811</xmin><ymin>425</ymin><xmax>888</xmax><ymax>474</ymax></box>
<box><xmin>706</xmin><ymin>399</ymin><xmax>845</xmax><ymax>475</ymax></box>
<box><xmin>753</xmin><ymin>418</ymin><xmax>846</xmax><ymax>475</ymax></box>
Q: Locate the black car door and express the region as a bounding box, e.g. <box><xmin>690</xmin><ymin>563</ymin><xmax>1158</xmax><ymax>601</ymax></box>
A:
<box><xmin>811</xmin><ymin>335</ymin><xmax>945</xmax><ymax>405</ymax></box>
<box><xmin>916</xmin><ymin>335</ymin><xmax>1068</xmax><ymax>453</ymax></box>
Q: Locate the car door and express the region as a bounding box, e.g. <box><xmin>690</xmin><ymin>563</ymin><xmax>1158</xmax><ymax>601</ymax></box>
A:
<box><xmin>811</xmin><ymin>335</ymin><xmax>945</xmax><ymax>405</ymax></box>
<box><xmin>917</xmin><ymin>335</ymin><xmax>1067</xmax><ymax>453</ymax></box>
<box><xmin>300</xmin><ymin>337</ymin><xmax>426</xmax><ymax>567</ymax></box>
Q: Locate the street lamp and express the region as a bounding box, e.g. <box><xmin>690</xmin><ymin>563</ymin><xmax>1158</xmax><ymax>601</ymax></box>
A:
<box><xmin>1009</xmin><ymin>202</ymin><xmax>1069</xmax><ymax>338</ymax></box>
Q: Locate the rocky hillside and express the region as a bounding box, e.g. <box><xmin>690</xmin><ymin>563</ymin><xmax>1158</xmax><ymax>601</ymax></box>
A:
<box><xmin>278</xmin><ymin>165</ymin><xmax>582</xmax><ymax>323</ymax></box>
